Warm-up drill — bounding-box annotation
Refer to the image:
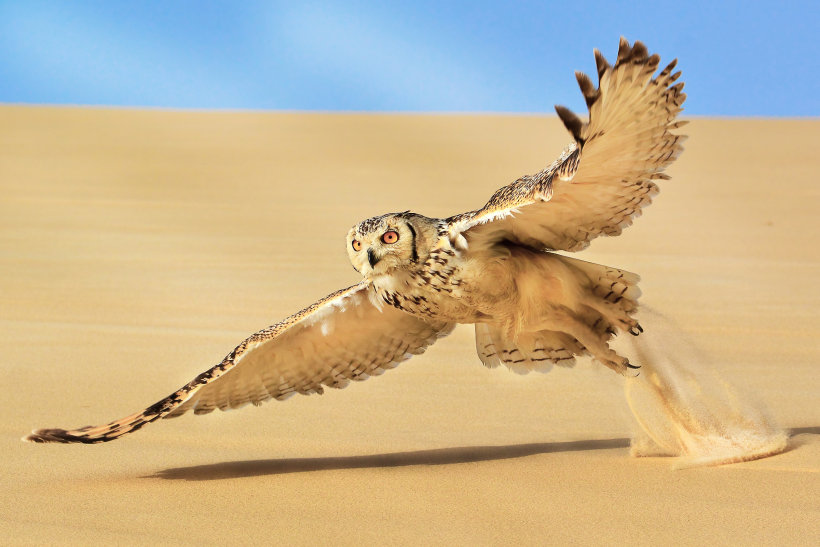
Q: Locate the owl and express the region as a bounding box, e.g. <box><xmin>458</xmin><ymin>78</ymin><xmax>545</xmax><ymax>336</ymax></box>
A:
<box><xmin>25</xmin><ymin>38</ymin><xmax>686</xmax><ymax>444</ymax></box>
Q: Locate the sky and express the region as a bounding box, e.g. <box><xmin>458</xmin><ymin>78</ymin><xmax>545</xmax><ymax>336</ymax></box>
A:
<box><xmin>0</xmin><ymin>1</ymin><xmax>817</xmax><ymax>116</ymax></box>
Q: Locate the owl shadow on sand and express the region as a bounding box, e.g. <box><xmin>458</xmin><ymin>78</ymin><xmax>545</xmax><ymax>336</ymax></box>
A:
<box><xmin>149</xmin><ymin>426</ymin><xmax>816</xmax><ymax>481</ymax></box>
<box><xmin>148</xmin><ymin>437</ymin><xmax>630</xmax><ymax>481</ymax></box>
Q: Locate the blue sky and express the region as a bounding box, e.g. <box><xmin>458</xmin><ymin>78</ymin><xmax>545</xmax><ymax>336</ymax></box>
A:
<box><xmin>0</xmin><ymin>1</ymin><xmax>817</xmax><ymax>116</ymax></box>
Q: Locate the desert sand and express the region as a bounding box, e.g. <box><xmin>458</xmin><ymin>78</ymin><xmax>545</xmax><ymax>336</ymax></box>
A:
<box><xmin>1</xmin><ymin>106</ymin><xmax>818</xmax><ymax>545</ymax></box>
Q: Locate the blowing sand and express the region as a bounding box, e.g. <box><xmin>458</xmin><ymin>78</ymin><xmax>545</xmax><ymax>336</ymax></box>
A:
<box><xmin>621</xmin><ymin>307</ymin><xmax>789</xmax><ymax>467</ymax></box>
<box><xmin>1</xmin><ymin>106</ymin><xmax>818</xmax><ymax>544</ymax></box>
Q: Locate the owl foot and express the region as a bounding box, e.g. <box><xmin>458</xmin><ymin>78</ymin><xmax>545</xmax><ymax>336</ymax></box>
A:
<box><xmin>600</xmin><ymin>356</ymin><xmax>640</xmax><ymax>377</ymax></box>
<box><xmin>623</xmin><ymin>359</ymin><xmax>641</xmax><ymax>377</ymax></box>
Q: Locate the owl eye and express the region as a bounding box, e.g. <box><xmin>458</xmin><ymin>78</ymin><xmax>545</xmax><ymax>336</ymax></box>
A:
<box><xmin>351</xmin><ymin>239</ymin><xmax>362</xmax><ymax>252</ymax></box>
<box><xmin>381</xmin><ymin>231</ymin><xmax>399</xmax><ymax>244</ymax></box>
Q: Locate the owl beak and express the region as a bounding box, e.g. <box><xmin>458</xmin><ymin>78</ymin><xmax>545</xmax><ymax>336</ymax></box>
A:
<box><xmin>367</xmin><ymin>248</ymin><xmax>381</xmax><ymax>268</ymax></box>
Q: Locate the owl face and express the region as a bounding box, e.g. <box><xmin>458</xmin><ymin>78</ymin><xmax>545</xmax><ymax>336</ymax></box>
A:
<box><xmin>347</xmin><ymin>214</ymin><xmax>420</xmax><ymax>278</ymax></box>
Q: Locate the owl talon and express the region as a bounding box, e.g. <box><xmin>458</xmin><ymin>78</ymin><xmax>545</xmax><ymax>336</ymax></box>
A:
<box><xmin>626</xmin><ymin>362</ymin><xmax>640</xmax><ymax>369</ymax></box>
<box><xmin>628</xmin><ymin>325</ymin><xmax>642</xmax><ymax>336</ymax></box>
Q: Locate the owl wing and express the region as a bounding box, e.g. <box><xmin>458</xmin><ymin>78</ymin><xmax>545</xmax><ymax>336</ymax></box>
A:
<box><xmin>24</xmin><ymin>282</ymin><xmax>454</xmax><ymax>443</ymax></box>
<box><xmin>449</xmin><ymin>38</ymin><xmax>687</xmax><ymax>253</ymax></box>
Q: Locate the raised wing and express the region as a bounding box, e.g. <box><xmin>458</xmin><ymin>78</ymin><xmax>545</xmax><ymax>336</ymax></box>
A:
<box><xmin>24</xmin><ymin>283</ymin><xmax>454</xmax><ymax>443</ymax></box>
<box><xmin>449</xmin><ymin>38</ymin><xmax>687</xmax><ymax>252</ymax></box>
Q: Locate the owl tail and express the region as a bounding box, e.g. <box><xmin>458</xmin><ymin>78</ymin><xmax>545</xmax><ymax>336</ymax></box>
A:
<box><xmin>475</xmin><ymin>322</ymin><xmax>582</xmax><ymax>374</ymax></box>
<box><xmin>475</xmin><ymin>254</ymin><xmax>642</xmax><ymax>375</ymax></box>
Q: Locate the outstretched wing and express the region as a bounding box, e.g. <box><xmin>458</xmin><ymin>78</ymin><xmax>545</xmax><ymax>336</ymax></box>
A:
<box><xmin>449</xmin><ymin>38</ymin><xmax>687</xmax><ymax>252</ymax></box>
<box><xmin>24</xmin><ymin>282</ymin><xmax>454</xmax><ymax>444</ymax></box>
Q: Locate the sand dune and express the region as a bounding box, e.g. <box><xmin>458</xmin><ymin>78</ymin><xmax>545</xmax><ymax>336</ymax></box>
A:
<box><xmin>1</xmin><ymin>106</ymin><xmax>818</xmax><ymax>544</ymax></box>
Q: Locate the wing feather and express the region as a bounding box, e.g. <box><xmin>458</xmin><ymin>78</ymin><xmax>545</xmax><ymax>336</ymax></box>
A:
<box><xmin>24</xmin><ymin>282</ymin><xmax>454</xmax><ymax>443</ymax></box>
<box><xmin>450</xmin><ymin>38</ymin><xmax>686</xmax><ymax>252</ymax></box>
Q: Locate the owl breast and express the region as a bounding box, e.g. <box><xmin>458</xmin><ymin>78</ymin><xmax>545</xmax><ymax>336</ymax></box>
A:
<box><xmin>372</xmin><ymin>245</ymin><xmax>488</xmax><ymax>323</ymax></box>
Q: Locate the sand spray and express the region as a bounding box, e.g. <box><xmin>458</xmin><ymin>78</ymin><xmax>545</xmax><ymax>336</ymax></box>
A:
<box><xmin>615</xmin><ymin>307</ymin><xmax>788</xmax><ymax>468</ymax></box>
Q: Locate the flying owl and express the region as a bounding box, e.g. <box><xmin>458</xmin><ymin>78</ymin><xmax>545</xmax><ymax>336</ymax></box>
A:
<box><xmin>25</xmin><ymin>38</ymin><xmax>686</xmax><ymax>444</ymax></box>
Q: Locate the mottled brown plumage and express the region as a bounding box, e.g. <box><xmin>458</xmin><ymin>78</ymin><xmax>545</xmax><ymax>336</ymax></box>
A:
<box><xmin>25</xmin><ymin>38</ymin><xmax>685</xmax><ymax>444</ymax></box>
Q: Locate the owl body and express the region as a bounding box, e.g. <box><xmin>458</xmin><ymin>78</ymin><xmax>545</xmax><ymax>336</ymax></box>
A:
<box><xmin>353</xmin><ymin>212</ymin><xmax>643</xmax><ymax>375</ymax></box>
<box><xmin>25</xmin><ymin>38</ymin><xmax>685</xmax><ymax>444</ymax></box>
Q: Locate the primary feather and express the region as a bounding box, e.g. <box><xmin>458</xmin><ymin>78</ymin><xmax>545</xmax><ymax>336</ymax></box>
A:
<box><xmin>450</xmin><ymin>37</ymin><xmax>686</xmax><ymax>252</ymax></box>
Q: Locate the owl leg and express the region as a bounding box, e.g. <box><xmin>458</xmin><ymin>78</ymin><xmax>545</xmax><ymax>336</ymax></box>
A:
<box><xmin>583</xmin><ymin>297</ymin><xmax>641</xmax><ymax>334</ymax></box>
<box><xmin>549</xmin><ymin>255</ymin><xmax>642</xmax><ymax>334</ymax></box>
<box><xmin>535</xmin><ymin>310</ymin><xmax>638</xmax><ymax>376</ymax></box>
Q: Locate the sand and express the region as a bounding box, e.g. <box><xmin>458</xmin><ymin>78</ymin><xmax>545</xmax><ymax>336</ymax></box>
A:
<box><xmin>1</xmin><ymin>106</ymin><xmax>818</xmax><ymax>545</ymax></box>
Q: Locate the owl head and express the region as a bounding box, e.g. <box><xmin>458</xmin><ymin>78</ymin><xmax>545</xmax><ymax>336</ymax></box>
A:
<box><xmin>347</xmin><ymin>212</ymin><xmax>435</xmax><ymax>278</ymax></box>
